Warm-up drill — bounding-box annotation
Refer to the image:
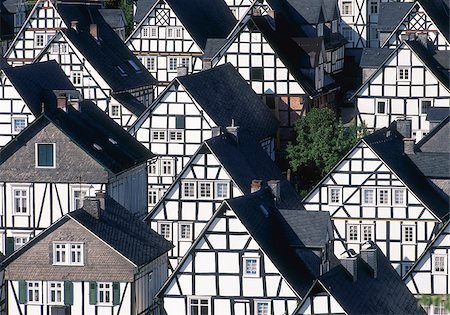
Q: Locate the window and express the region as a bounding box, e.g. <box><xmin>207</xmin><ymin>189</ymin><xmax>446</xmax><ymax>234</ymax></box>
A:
<box><xmin>402</xmin><ymin>225</ymin><xmax>415</xmax><ymax>243</ymax></box>
<box><xmin>110</xmin><ymin>105</ymin><xmax>120</xmax><ymax>118</ymax></box>
<box><xmin>317</xmin><ymin>23</ymin><xmax>324</xmax><ymax>36</ymax></box>
<box><xmin>393</xmin><ymin>189</ymin><xmax>405</xmax><ymax>206</ymax></box>
<box><xmin>251</xmin><ymin>67</ymin><xmax>264</xmax><ymax>82</ymax></box>
<box><xmin>169</xmin><ymin>130</ymin><xmax>183</xmax><ymax>142</ymax></box>
<box><xmin>160</xmin><ymin>159</ymin><xmax>174</xmax><ymax>176</ymax></box>
<box><xmin>36</xmin><ymin>143</ymin><xmax>55</xmax><ymax>168</ymax></box>
<box><xmin>27</xmin><ymin>281</ymin><xmax>41</xmax><ymax>303</ymax></box>
<box><xmin>362</xmin><ymin>188</ymin><xmax>375</xmax><ymax>205</ymax></box>
<box><xmin>189</xmin><ymin>298</ymin><xmax>209</xmax><ymax>315</ymax></box>
<box><xmin>12</xmin><ymin>117</ymin><xmax>27</xmax><ymax>134</ymax></box>
<box><xmin>97</xmin><ymin>283</ymin><xmax>112</xmax><ymax>305</ymax></box>
<box><xmin>183</xmin><ymin>181</ymin><xmax>196</xmax><ymax>198</ymax></box>
<box><xmin>199</xmin><ymin>182</ymin><xmax>212</xmax><ymax>198</ymax></box>
<box><xmin>215</xmin><ymin>182</ymin><xmax>229</xmax><ymax>199</ymax></box>
<box><xmin>71</xmin><ymin>71</ymin><xmax>83</xmax><ymax>86</ymax></box>
<box><xmin>149</xmin><ymin>158</ymin><xmax>175</xmax><ymax>176</ymax></box>
<box><xmin>59</xmin><ymin>43</ymin><xmax>68</xmax><ymax>54</ymax></box>
<box><xmin>243</xmin><ymin>256</ymin><xmax>259</xmax><ymax>277</ymax></box>
<box><xmin>148</xmin><ymin>189</ymin><xmax>159</xmax><ymax>206</ymax></box>
<box><xmin>158</xmin><ymin>223</ymin><xmax>171</xmax><ymax>239</ymax></box>
<box><xmin>166</xmin><ymin>27</ymin><xmax>182</xmax><ymax>39</ymax></box>
<box><xmin>175</xmin><ymin>115</ymin><xmax>185</xmax><ymax>129</ymax></box>
<box><xmin>53</xmin><ymin>243</ymin><xmax>84</xmax><ymax>265</ymax></box>
<box><xmin>13</xmin><ymin>188</ymin><xmax>28</xmax><ymax>214</ymax></box>
<box><xmin>421</xmin><ymin>99</ymin><xmax>432</xmax><ymax>115</ymax></box>
<box><xmin>348</xmin><ymin>224</ymin><xmax>359</xmax><ymax>242</ymax></box>
<box><xmin>168</xmin><ymin>57</ymin><xmax>178</xmax><ymax>71</ymax></box>
<box><xmin>148</xmin><ymin>160</ymin><xmax>158</xmax><ymax>175</ymax></box>
<box><xmin>397</xmin><ymin>67</ymin><xmax>410</xmax><ymax>81</ymax></box>
<box><xmin>370</xmin><ymin>0</ymin><xmax>378</xmax><ymax>14</ymax></box>
<box><xmin>142</xmin><ymin>26</ymin><xmax>158</xmax><ymax>38</ymax></box>
<box><xmin>255</xmin><ymin>301</ymin><xmax>270</xmax><ymax>315</ymax></box>
<box><xmin>73</xmin><ymin>190</ymin><xmax>86</xmax><ymax>210</ymax></box>
<box><xmin>145</xmin><ymin>56</ymin><xmax>157</xmax><ymax>71</ymax></box>
<box><xmin>152</xmin><ymin>130</ymin><xmax>166</xmax><ymax>142</ymax></box>
<box><xmin>35</xmin><ymin>33</ymin><xmax>45</xmax><ymax>47</ymax></box>
<box><xmin>376</xmin><ymin>100</ymin><xmax>387</xmax><ymax>114</ymax></box>
<box><xmin>362</xmin><ymin>225</ymin><xmax>373</xmax><ymax>242</ymax></box>
<box><xmin>48</xmin><ymin>282</ymin><xmax>64</xmax><ymax>305</ymax></box>
<box><xmin>341</xmin><ymin>1</ymin><xmax>352</xmax><ymax>15</ymax></box>
<box><xmin>14</xmin><ymin>236</ymin><xmax>29</xmax><ymax>250</ymax></box>
<box><xmin>328</xmin><ymin>187</ymin><xmax>342</xmax><ymax>205</ymax></box>
<box><xmin>378</xmin><ymin>189</ymin><xmax>389</xmax><ymax>205</ymax></box>
<box><xmin>179</xmin><ymin>223</ymin><xmax>192</xmax><ymax>241</ymax></box>
<box><xmin>433</xmin><ymin>254</ymin><xmax>447</xmax><ymax>274</ymax></box>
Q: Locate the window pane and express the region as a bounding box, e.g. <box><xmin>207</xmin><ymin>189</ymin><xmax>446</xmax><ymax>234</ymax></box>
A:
<box><xmin>37</xmin><ymin>144</ymin><xmax>54</xmax><ymax>167</ymax></box>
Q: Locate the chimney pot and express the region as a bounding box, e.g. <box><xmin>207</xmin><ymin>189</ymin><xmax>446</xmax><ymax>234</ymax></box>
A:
<box><xmin>177</xmin><ymin>66</ymin><xmax>188</xmax><ymax>77</ymax></box>
<box><xmin>90</xmin><ymin>24</ymin><xmax>99</xmax><ymax>40</ymax></box>
<box><xmin>211</xmin><ymin>126</ymin><xmax>221</xmax><ymax>137</ymax></box>
<box><xmin>403</xmin><ymin>138</ymin><xmax>415</xmax><ymax>155</ymax></box>
<box><xmin>226</xmin><ymin>119</ymin><xmax>239</xmax><ymax>143</ymax></box>
<box><xmin>57</xmin><ymin>94</ymin><xmax>67</xmax><ymax>111</ymax></box>
<box><xmin>251</xmin><ymin>179</ymin><xmax>262</xmax><ymax>193</ymax></box>
<box><xmin>361</xmin><ymin>243</ymin><xmax>378</xmax><ymax>278</ymax></box>
<box><xmin>71</xmin><ymin>20</ymin><xmax>78</xmax><ymax>31</ymax></box>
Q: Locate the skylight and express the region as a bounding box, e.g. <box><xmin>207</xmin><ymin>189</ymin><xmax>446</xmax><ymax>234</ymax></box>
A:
<box><xmin>128</xmin><ymin>59</ymin><xmax>141</xmax><ymax>72</ymax></box>
<box><xmin>93</xmin><ymin>143</ymin><xmax>102</xmax><ymax>150</ymax></box>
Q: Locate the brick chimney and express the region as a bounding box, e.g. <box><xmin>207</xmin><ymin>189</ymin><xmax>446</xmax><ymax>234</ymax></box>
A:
<box><xmin>395</xmin><ymin>119</ymin><xmax>412</xmax><ymax>138</ymax></box>
<box><xmin>403</xmin><ymin>138</ymin><xmax>415</xmax><ymax>155</ymax></box>
<box><xmin>95</xmin><ymin>191</ymin><xmax>106</xmax><ymax>210</ymax></box>
<box><xmin>90</xmin><ymin>24</ymin><xmax>99</xmax><ymax>40</ymax></box>
<box><xmin>82</xmin><ymin>197</ymin><xmax>101</xmax><ymax>219</ymax></box>
<box><xmin>211</xmin><ymin>126</ymin><xmax>221</xmax><ymax>137</ymax></box>
<box><xmin>57</xmin><ymin>93</ymin><xmax>67</xmax><ymax>111</ymax></box>
<box><xmin>177</xmin><ymin>66</ymin><xmax>188</xmax><ymax>77</ymax></box>
<box><xmin>361</xmin><ymin>241</ymin><xmax>378</xmax><ymax>278</ymax></box>
<box><xmin>226</xmin><ymin>119</ymin><xmax>239</xmax><ymax>143</ymax></box>
<box><xmin>202</xmin><ymin>58</ymin><xmax>212</xmax><ymax>70</ymax></box>
<box><xmin>251</xmin><ymin>180</ymin><xmax>262</xmax><ymax>193</ymax></box>
<box><xmin>340</xmin><ymin>249</ymin><xmax>358</xmax><ymax>282</ymax></box>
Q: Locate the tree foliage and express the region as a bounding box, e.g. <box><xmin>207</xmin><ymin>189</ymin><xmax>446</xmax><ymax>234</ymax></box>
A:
<box><xmin>418</xmin><ymin>295</ymin><xmax>450</xmax><ymax>311</ymax></box>
<box><xmin>286</xmin><ymin>108</ymin><xmax>365</xmax><ymax>190</ymax></box>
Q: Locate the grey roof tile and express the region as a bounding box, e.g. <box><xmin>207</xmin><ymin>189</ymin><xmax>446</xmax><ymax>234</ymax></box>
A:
<box><xmin>360</xmin><ymin>48</ymin><xmax>394</xmax><ymax>68</ymax></box>
<box><xmin>377</xmin><ymin>2</ymin><xmax>414</xmax><ymax>32</ymax></box>
<box><xmin>426</xmin><ymin>107</ymin><xmax>450</xmax><ymax>122</ymax></box>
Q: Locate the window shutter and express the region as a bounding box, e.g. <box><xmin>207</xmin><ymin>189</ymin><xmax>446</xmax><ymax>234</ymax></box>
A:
<box><xmin>6</xmin><ymin>237</ymin><xmax>14</xmax><ymax>256</ymax></box>
<box><xmin>18</xmin><ymin>280</ymin><xmax>26</xmax><ymax>304</ymax></box>
<box><xmin>64</xmin><ymin>281</ymin><xmax>73</xmax><ymax>305</ymax></box>
<box><xmin>175</xmin><ymin>116</ymin><xmax>185</xmax><ymax>129</ymax></box>
<box><xmin>112</xmin><ymin>282</ymin><xmax>120</xmax><ymax>306</ymax></box>
<box><xmin>89</xmin><ymin>282</ymin><xmax>97</xmax><ymax>305</ymax></box>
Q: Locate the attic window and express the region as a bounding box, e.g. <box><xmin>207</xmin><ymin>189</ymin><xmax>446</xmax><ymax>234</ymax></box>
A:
<box><xmin>116</xmin><ymin>66</ymin><xmax>127</xmax><ymax>77</ymax></box>
<box><xmin>93</xmin><ymin>144</ymin><xmax>102</xmax><ymax>150</ymax></box>
<box><xmin>108</xmin><ymin>138</ymin><xmax>117</xmax><ymax>145</ymax></box>
<box><xmin>128</xmin><ymin>59</ymin><xmax>141</xmax><ymax>72</ymax></box>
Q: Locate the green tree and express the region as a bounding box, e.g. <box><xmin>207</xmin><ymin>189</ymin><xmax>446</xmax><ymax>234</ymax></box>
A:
<box><xmin>286</xmin><ymin>108</ymin><xmax>365</xmax><ymax>193</ymax></box>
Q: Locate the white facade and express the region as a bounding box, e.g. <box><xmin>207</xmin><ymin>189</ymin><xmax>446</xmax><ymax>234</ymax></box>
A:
<box><xmin>354</xmin><ymin>42</ymin><xmax>450</xmax><ymax>140</ymax></box>
<box><xmin>298</xmin><ymin>289</ymin><xmax>346</xmax><ymax>315</ymax></box>
<box><xmin>303</xmin><ymin>140</ymin><xmax>441</xmax><ymax>276</ymax></box>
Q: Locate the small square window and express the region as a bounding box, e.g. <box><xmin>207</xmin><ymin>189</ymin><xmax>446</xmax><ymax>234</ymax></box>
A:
<box><xmin>348</xmin><ymin>224</ymin><xmax>359</xmax><ymax>242</ymax></box>
<box><xmin>73</xmin><ymin>190</ymin><xmax>86</xmax><ymax>210</ymax></box>
<box><xmin>376</xmin><ymin>100</ymin><xmax>387</xmax><ymax>114</ymax></box>
<box><xmin>397</xmin><ymin>67</ymin><xmax>410</xmax><ymax>81</ymax></box>
<box><xmin>362</xmin><ymin>225</ymin><xmax>373</xmax><ymax>242</ymax></box>
<box><xmin>362</xmin><ymin>188</ymin><xmax>375</xmax><ymax>205</ymax></box>
<box><xmin>182</xmin><ymin>181</ymin><xmax>196</xmax><ymax>198</ymax></box>
<box><xmin>421</xmin><ymin>100</ymin><xmax>432</xmax><ymax>115</ymax></box>
<box><xmin>255</xmin><ymin>301</ymin><xmax>270</xmax><ymax>315</ymax></box>
<box><xmin>402</xmin><ymin>225</ymin><xmax>415</xmax><ymax>244</ymax></box>
<box><xmin>97</xmin><ymin>282</ymin><xmax>112</xmax><ymax>305</ymax></box>
<box><xmin>158</xmin><ymin>223</ymin><xmax>171</xmax><ymax>239</ymax></box>
<box><xmin>189</xmin><ymin>298</ymin><xmax>210</xmax><ymax>315</ymax></box>
<box><xmin>152</xmin><ymin>130</ymin><xmax>166</xmax><ymax>142</ymax></box>
<box><xmin>179</xmin><ymin>223</ymin><xmax>192</xmax><ymax>241</ymax></box>
<box><xmin>341</xmin><ymin>1</ymin><xmax>353</xmax><ymax>15</ymax></box>
<box><xmin>168</xmin><ymin>57</ymin><xmax>178</xmax><ymax>71</ymax></box>
<box><xmin>36</xmin><ymin>143</ymin><xmax>55</xmax><ymax>168</ymax></box>
<box><xmin>110</xmin><ymin>105</ymin><xmax>120</xmax><ymax>118</ymax></box>
<box><xmin>378</xmin><ymin>189</ymin><xmax>389</xmax><ymax>205</ymax></box>
<box><xmin>370</xmin><ymin>0</ymin><xmax>378</xmax><ymax>14</ymax></box>
<box><xmin>328</xmin><ymin>187</ymin><xmax>342</xmax><ymax>205</ymax></box>
<box><xmin>71</xmin><ymin>71</ymin><xmax>83</xmax><ymax>86</ymax></box>
<box><xmin>243</xmin><ymin>256</ymin><xmax>259</xmax><ymax>277</ymax></box>
<box><xmin>169</xmin><ymin>130</ymin><xmax>183</xmax><ymax>142</ymax></box>
<box><xmin>145</xmin><ymin>56</ymin><xmax>157</xmax><ymax>71</ymax></box>
<box><xmin>251</xmin><ymin>67</ymin><xmax>264</xmax><ymax>82</ymax></box>
<box><xmin>199</xmin><ymin>182</ymin><xmax>212</xmax><ymax>199</ymax></box>
<box><xmin>148</xmin><ymin>160</ymin><xmax>158</xmax><ymax>175</ymax></box>
<box><xmin>393</xmin><ymin>189</ymin><xmax>405</xmax><ymax>206</ymax></box>
<box><xmin>35</xmin><ymin>34</ymin><xmax>45</xmax><ymax>47</ymax></box>
<box><xmin>215</xmin><ymin>182</ymin><xmax>229</xmax><ymax>199</ymax></box>
<box><xmin>433</xmin><ymin>254</ymin><xmax>447</xmax><ymax>275</ymax></box>
<box><xmin>14</xmin><ymin>235</ymin><xmax>29</xmax><ymax>250</ymax></box>
<box><xmin>166</xmin><ymin>27</ymin><xmax>183</xmax><ymax>39</ymax></box>
<box><xmin>12</xmin><ymin>117</ymin><xmax>27</xmax><ymax>134</ymax></box>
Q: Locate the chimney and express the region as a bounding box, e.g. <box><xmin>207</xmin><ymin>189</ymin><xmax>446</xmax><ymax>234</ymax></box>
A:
<box><xmin>251</xmin><ymin>179</ymin><xmax>262</xmax><ymax>193</ymax></box>
<box><xmin>417</xmin><ymin>33</ymin><xmax>428</xmax><ymax>46</ymax></box>
<box><xmin>361</xmin><ymin>241</ymin><xmax>378</xmax><ymax>278</ymax></box>
<box><xmin>177</xmin><ymin>66</ymin><xmax>188</xmax><ymax>77</ymax></box>
<box><xmin>403</xmin><ymin>138</ymin><xmax>415</xmax><ymax>155</ymax></box>
<box><xmin>202</xmin><ymin>58</ymin><xmax>212</xmax><ymax>70</ymax></box>
<box><xmin>57</xmin><ymin>94</ymin><xmax>67</xmax><ymax>111</ymax></box>
<box><xmin>211</xmin><ymin>126</ymin><xmax>221</xmax><ymax>137</ymax></box>
<box><xmin>395</xmin><ymin>119</ymin><xmax>412</xmax><ymax>138</ymax></box>
<box><xmin>267</xmin><ymin>180</ymin><xmax>281</xmax><ymax>204</ymax></box>
<box><xmin>82</xmin><ymin>197</ymin><xmax>101</xmax><ymax>219</ymax></box>
<box><xmin>267</xmin><ymin>9</ymin><xmax>275</xmax><ymax>19</ymax></box>
<box><xmin>226</xmin><ymin>119</ymin><xmax>239</xmax><ymax>143</ymax></box>
<box><xmin>71</xmin><ymin>20</ymin><xmax>78</xmax><ymax>31</ymax></box>
<box><xmin>95</xmin><ymin>191</ymin><xmax>106</xmax><ymax>210</ymax></box>
<box><xmin>340</xmin><ymin>249</ymin><xmax>358</xmax><ymax>282</ymax></box>
<box><xmin>90</xmin><ymin>24</ymin><xmax>99</xmax><ymax>40</ymax></box>
<box><xmin>69</xmin><ymin>98</ymin><xmax>80</xmax><ymax>111</ymax></box>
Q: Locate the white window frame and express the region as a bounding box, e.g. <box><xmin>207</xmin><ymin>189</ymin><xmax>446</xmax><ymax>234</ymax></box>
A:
<box><xmin>188</xmin><ymin>297</ymin><xmax>210</xmax><ymax>315</ymax></box>
<box><xmin>179</xmin><ymin>222</ymin><xmax>192</xmax><ymax>241</ymax></box>
<box><xmin>148</xmin><ymin>159</ymin><xmax>159</xmax><ymax>175</ymax></box>
<box><xmin>71</xmin><ymin>187</ymin><xmax>88</xmax><ymax>211</ymax></box>
<box><xmin>376</xmin><ymin>99</ymin><xmax>388</xmax><ymax>114</ymax></box>
<box><xmin>35</xmin><ymin>33</ymin><xmax>45</xmax><ymax>47</ymax></box>
<box><xmin>402</xmin><ymin>225</ymin><xmax>416</xmax><ymax>244</ymax></box>
<box><xmin>35</xmin><ymin>143</ymin><xmax>56</xmax><ymax>168</ymax></box>
<box><xmin>148</xmin><ymin>188</ymin><xmax>159</xmax><ymax>206</ymax></box>
<box><xmin>151</xmin><ymin>129</ymin><xmax>167</xmax><ymax>142</ymax></box>
<box><xmin>362</xmin><ymin>188</ymin><xmax>375</xmax><ymax>205</ymax></box>
<box><xmin>142</xmin><ymin>26</ymin><xmax>158</xmax><ymax>38</ymax></box>
<box><xmin>341</xmin><ymin>1</ymin><xmax>353</xmax><ymax>16</ymax></box>
<box><xmin>215</xmin><ymin>182</ymin><xmax>230</xmax><ymax>199</ymax></box>
<box><xmin>397</xmin><ymin>67</ymin><xmax>410</xmax><ymax>81</ymax></box>
<box><xmin>370</xmin><ymin>0</ymin><xmax>378</xmax><ymax>14</ymax></box>
<box><xmin>168</xmin><ymin>129</ymin><xmax>183</xmax><ymax>142</ymax></box>
<box><xmin>420</xmin><ymin>99</ymin><xmax>432</xmax><ymax>115</ymax></box>
<box><xmin>347</xmin><ymin>224</ymin><xmax>359</xmax><ymax>243</ymax></box>
<box><xmin>109</xmin><ymin>104</ymin><xmax>120</xmax><ymax>118</ymax></box>
<box><xmin>145</xmin><ymin>56</ymin><xmax>157</xmax><ymax>72</ymax></box>
<box><xmin>97</xmin><ymin>282</ymin><xmax>113</xmax><ymax>306</ymax></box>
<box><xmin>182</xmin><ymin>181</ymin><xmax>196</xmax><ymax>199</ymax></box>
<box><xmin>70</xmin><ymin>71</ymin><xmax>83</xmax><ymax>86</ymax></box>
<box><xmin>361</xmin><ymin>224</ymin><xmax>374</xmax><ymax>242</ymax></box>
<box><xmin>255</xmin><ymin>300</ymin><xmax>271</xmax><ymax>315</ymax></box>
<box><xmin>243</xmin><ymin>254</ymin><xmax>260</xmax><ymax>277</ymax></box>
<box><xmin>12</xmin><ymin>187</ymin><xmax>29</xmax><ymax>215</ymax></box>
<box><xmin>27</xmin><ymin>281</ymin><xmax>42</xmax><ymax>304</ymax></box>
<box><xmin>158</xmin><ymin>222</ymin><xmax>172</xmax><ymax>240</ymax></box>
<box><xmin>13</xmin><ymin>234</ymin><xmax>30</xmax><ymax>250</ymax></box>
<box><xmin>160</xmin><ymin>159</ymin><xmax>174</xmax><ymax>176</ymax></box>
<box><xmin>328</xmin><ymin>186</ymin><xmax>342</xmax><ymax>205</ymax></box>
<box><xmin>393</xmin><ymin>189</ymin><xmax>406</xmax><ymax>206</ymax></box>
<box><xmin>198</xmin><ymin>182</ymin><xmax>212</xmax><ymax>199</ymax></box>
<box><xmin>166</xmin><ymin>27</ymin><xmax>183</xmax><ymax>39</ymax></box>
<box><xmin>48</xmin><ymin>281</ymin><xmax>64</xmax><ymax>305</ymax></box>
<box><xmin>52</xmin><ymin>242</ymin><xmax>84</xmax><ymax>266</ymax></box>
<box><xmin>168</xmin><ymin>57</ymin><xmax>178</xmax><ymax>72</ymax></box>
<box><xmin>12</xmin><ymin>116</ymin><xmax>27</xmax><ymax>134</ymax></box>
<box><xmin>377</xmin><ymin>189</ymin><xmax>390</xmax><ymax>205</ymax></box>
<box><xmin>432</xmin><ymin>254</ymin><xmax>447</xmax><ymax>275</ymax></box>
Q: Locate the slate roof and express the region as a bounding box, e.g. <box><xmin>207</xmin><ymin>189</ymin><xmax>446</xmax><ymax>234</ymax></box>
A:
<box><xmin>98</xmin><ymin>8</ymin><xmax>126</xmax><ymax>29</ymax></box>
<box><xmin>0</xmin><ymin>1</ymin><xmax>14</xmax><ymax>39</ymax></box>
<box><xmin>1</xmin><ymin>60</ymin><xmax>77</xmax><ymax>116</ymax></box>
<box><xmin>360</xmin><ymin>48</ymin><xmax>394</xmax><ymax>68</ymax></box>
<box><xmin>417</xmin><ymin>116</ymin><xmax>450</xmax><ymax>153</ymax></box>
<box><xmin>175</xmin><ymin>63</ymin><xmax>279</xmax><ymax>141</ymax></box>
<box><xmin>408</xmin><ymin>153</ymin><xmax>450</xmax><ymax>179</ymax></box>
<box><xmin>69</xmin><ymin>196</ymin><xmax>173</xmax><ymax>266</ymax></box>
<box><xmin>363</xmin><ymin>126</ymin><xmax>449</xmax><ymax>220</ymax></box>
<box><xmin>426</xmin><ymin>107</ymin><xmax>450</xmax><ymax>122</ymax></box>
<box><xmin>133</xmin><ymin>0</ymin><xmax>158</xmax><ymax>24</ymax></box>
<box><xmin>56</xmin><ymin>4</ymin><xmax>156</xmax><ymax>92</ymax></box>
<box><xmin>301</xmin><ymin>246</ymin><xmax>425</xmax><ymax>314</ymax></box>
<box><xmin>112</xmin><ymin>92</ymin><xmax>147</xmax><ymax>116</ymax></box>
<box><xmin>377</xmin><ymin>2</ymin><xmax>414</xmax><ymax>32</ymax></box>
<box><xmin>0</xmin><ymin>100</ymin><xmax>153</xmax><ymax>174</ymax></box>
<box><xmin>417</xmin><ymin>0</ymin><xmax>450</xmax><ymax>42</ymax></box>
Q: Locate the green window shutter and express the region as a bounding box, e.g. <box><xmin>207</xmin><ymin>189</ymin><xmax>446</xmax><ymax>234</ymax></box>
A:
<box><xmin>175</xmin><ymin>116</ymin><xmax>185</xmax><ymax>129</ymax></box>
<box><xmin>6</xmin><ymin>237</ymin><xmax>14</xmax><ymax>256</ymax></box>
<box><xmin>18</xmin><ymin>281</ymin><xmax>27</xmax><ymax>304</ymax></box>
<box><xmin>89</xmin><ymin>282</ymin><xmax>97</xmax><ymax>305</ymax></box>
<box><xmin>112</xmin><ymin>282</ymin><xmax>120</xmax><ymax>306</ymax></box>
<box><xmin>64</xmin><ymin>281</ymin><xmax>73</xmax><ymax>305</ymax></box>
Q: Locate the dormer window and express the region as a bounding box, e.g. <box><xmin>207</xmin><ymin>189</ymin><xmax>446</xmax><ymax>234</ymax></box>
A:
<box><xmin>36</xmin><ymin>143</ymin><xmax>55</xmax><ymax>168</ymax></box>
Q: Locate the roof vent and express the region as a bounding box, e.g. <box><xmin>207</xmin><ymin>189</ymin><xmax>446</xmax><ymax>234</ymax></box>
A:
<box><xmin>108</xmin><ymin>138</ymin><xmax>117</xmax><ymax>145</ymax></box>
<box><xmin>93</xmin><ymin>143</ymin><xmax>102</xmax><ymax>150</ymax></box>
<box><xmin>251</xmin><ymin>179</ymin><xmax>262</xmax><ymax>193</ymax></box>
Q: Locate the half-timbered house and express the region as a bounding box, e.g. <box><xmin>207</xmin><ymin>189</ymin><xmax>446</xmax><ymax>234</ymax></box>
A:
<box><xmin>353</xmin><ymin>39</ymin><xmax>450</xmax><ymax>140</ymax></box>
<box><xmin>98</xmin><ymin>9</ymin><xmax>127</xmax><ymax>40</ymax></box>
<box><xmin>0</xmin><ymin>0</ymin><xmax>27</xmax><ymax>53</ymax></box>
<box><xmin>303</xmin><ymin>120</ymin><xmax>449</xmax><ymax>276</ymax></box>
<box><xmin>0</xmin><ymin>60</ymin><xmax>76</xmax><ymax>147</ymax></box>
<box><xmin>5</xmin><ymin>0</ymin><xmax>156</xmax><ymax>128</ymax></box>
<box><xmin>129</xmin><ymin>63</ymin><xmax>279</xmax><ymax>211</ymax></box>
<box><xmin>378</xmin><ymin>0</ymin><xmax>449</xmax><ymax>50</ymax></box>
<box><xmin>127</xmin><ymin>0</ymin><xmax>237</xmax><ymax>92</ymax></box>
<box><xmin>2</xmin><ymin>194</ymin><xmax>172</xmax><ymax>315</ymax></box>
<box><xmin>296</xmin><ymin>243</ymin><xmax>425</xmax><ymax>315</ymax></box>
<box><xmin>0</xmin><ymin>98</ymin><xmax>152</xmax><ymax>256</ymax></box>
<box><xmin>157</xmin><ymin>187</ymin><xmax>334</xmax><ymax>315</ymax></box>
<box><xmin>146</xmin><ymin>129</ymin><xmax>302</xmax><ymax>270</ymax></box>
